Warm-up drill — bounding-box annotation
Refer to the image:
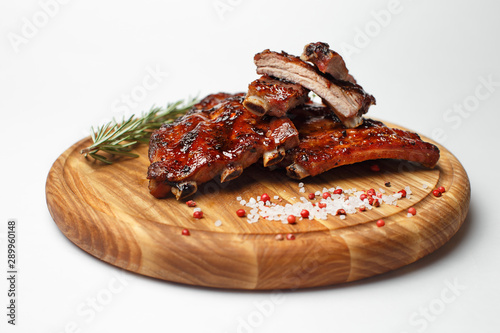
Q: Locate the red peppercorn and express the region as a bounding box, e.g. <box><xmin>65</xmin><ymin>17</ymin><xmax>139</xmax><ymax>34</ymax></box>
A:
<box><xmin>308</xmin><ymin>193</ymin><xmax>315</xmax><ymax>200</ymax></box>
<box><xmin>193</xmin><ymin>210</ymin><xmax>203</xmax><ymax>219</ymax></box>
<box><xmin>286</xmin><ymin>233</ymin><xmax>295</xmax><ymax>240</ymax></box>
<box><xmin>318</xmin><ymin>202</ymin><xmax>327</xmax><ymax>209</ymax></box>
<box><xmin>370</xmin><ymin>164</ymin><xmax>380</xmax><ymax>172</ymax></box>
<box><xmin>408</xmin><ymin>207</ymin><xmax>417</xmax><ymax>215</ymax></box>
<box><xmin>260</xmin><ymin>193</ymin><xmax>271</xmax><ymax>202</ymax></box>
<box><xmin>333</xmin><ymin>188</ymin><xmax>343</xmax><ymax>195</ymax></box>
<box><xmin>398</xmin><ymin>189</ymin><xmax>407</xmax><ymax>198</ymax></box>
<box><xmin>275</xmin><ymin>234</ymin><xmax>284</xmax><ymax>241</ymax></box>
<box><xmin>368</xmin><ymin>197</ymin><xmax>374</xmax><ymax>205</ymax></box>
<box><xmin>376</xmin><ymin>219</ymin><xmax>385</xmax><ymax>227</ymax></box>
<box><xmin>367</xmin><ymin>188</ymin><xmax>376</xmax><ymax>196</ymax></box>
<box><xmin>186</xmin><ymin>200</ymin><xmax>196</xmax><ymax>207</ymax></box>
<box><xmin>336</xmin><ymin>209</ymin><xmax>346</xmax><ymax>215</ymax></box>
<box><xmin>433</xmin><ymin>189</ymin><xmax>442</xmax><ymax>197</ymax></box>
<box><xmin>373</xmin><ymin>199</ymin><xmax>380</xmax><ymax>207</ymax></box>
<box><xmin>181</xmin><ymin>228</ymin><xmax>190</xmax><ymax>236</ymax></box>
<box><xmin>322</xmin><ymin>192</ymin><xmax>331</xmax><ymax>199</ymax></box>
<box><xmin>300</xmin><ymin>209</ymin><xmax>310</xmax><ymax>218</ymax></box>
<box><xmin>438</xmin><ymin>186</ymin><xmax>446</xmax><ymax>193</ymax></box>
<box><xmin>377</xmin><ymin>192</ymin><xmax>383</xmax><ymax>198</ymax></box>
<box><xmin>236</xmin><ymin>209</ymin><xmax>246</xmax><ymax>217</ymax></box>
<box><xmin>360</xmin><ymin>193</ymin><xmax>368</xmax><ymax>201</ymax></box>
<box><xmin>287</xmin><ymin>215</ymin><xmax>296</xmax><ymax>224</ymax></box>
<box><xmin>359</xmin><ymin>205</ymin><xmax>366</xmax><ymax>212</ymax></box>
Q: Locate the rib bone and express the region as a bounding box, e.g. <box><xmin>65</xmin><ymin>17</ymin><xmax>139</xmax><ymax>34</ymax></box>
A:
<box><xmin>220</xmin><ymin>164</ymin><xmax>243</xmax><ymax>183</ymax></box>
<box><xmin>263</xmin><ymin>147</ymin><xmax>286</xmax><ymax>167</ymax></box>
<box><xmin>170</xmin><ymin>181</ymin><xmax>198</xmax><ymax>200</ymax></box>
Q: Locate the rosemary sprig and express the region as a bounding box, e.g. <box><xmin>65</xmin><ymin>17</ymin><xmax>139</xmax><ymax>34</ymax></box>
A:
<box><xmin>80</xmin><ymin>97</ymin><xmax>198</xmax><ymax>164</ymax></box>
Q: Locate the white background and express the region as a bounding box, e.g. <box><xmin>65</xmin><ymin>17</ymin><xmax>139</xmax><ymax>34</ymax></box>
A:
<box><xmin>1</xmin><ymin>0</ymin><xmax>500</xmax><ymax>332</ymax></box>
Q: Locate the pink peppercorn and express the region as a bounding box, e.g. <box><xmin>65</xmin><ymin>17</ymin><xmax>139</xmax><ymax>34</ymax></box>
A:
<box><xmin>260</xmin><ymin>193</ymin><xmax>271</xmax><ymax>202</ymax></box>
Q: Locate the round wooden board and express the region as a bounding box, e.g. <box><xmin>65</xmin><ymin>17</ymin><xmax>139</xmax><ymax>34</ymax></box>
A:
<box><xmin>46</xmin><ymin>125</ymin><xmax>470</xmax><ymax>290</ymax></box>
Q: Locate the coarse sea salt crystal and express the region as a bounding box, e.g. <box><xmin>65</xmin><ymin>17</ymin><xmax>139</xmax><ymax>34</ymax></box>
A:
<box><xmin>407</xmin><ymin>213</ymin><xmax>413</xmax><ymax>218</ymax></box>
<box><xmin>236</xmin><ymin>196</ymin><xmax>242</xmax><ymax>201</ymax></box>
<box><xmin>405</xmin><ymin>186</ymin><xmax>412</xmax><ymax>195</ymax></box>
<box><xmin>299</xmin><ymin>188</ymin><xmax>305</xmax><ymax>193</ymax></box>
<box><xmin>214</xmin><ymin>220</ymin><xmax>222</xmax><ymax>226</ymax></box>
<box><xmin>422</xmin><ymin>183</ymin><xmax>428</xmax><ymax>189</ymax></box>
<box><xmin>298</xmin><ymin>182</ymin><xmax>304</xmax><ymax>188</ymax></box>
<box><xmin>235</xmin><ymin>182</ymin><xmax>412</xmax><ymax>223</ymax></box>
<box><xmin>274</xmin><ymin>196</ymin><xmax>279</xmax><ymax>200</ymax></box>
<box><xmin>193</xmin><ymin>207</ymin><xmax>201</xmax><ymax>212</ymax></box>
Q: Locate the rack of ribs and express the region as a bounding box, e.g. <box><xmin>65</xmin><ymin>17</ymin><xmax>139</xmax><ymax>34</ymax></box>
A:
<box><xmin>300</xmin><ymin>41</ymin><xmax>357</xmax><ymax>84</ymax></box>
<box><xmin>243</xmin><ymin>75</ymin><xmax>309</xmax><ymax>117</ymax></box>
<box><xmin>147</xmin><ymin>93</ymin><xmax>299</xmax><ymax>199</ymax></box>
<box><xmin>146</xmin><ymin>42</ymin><xmax>440</xmax><ymax>199</ymax></box>
<box><xmin>254</xmin><ymin>49</ymin><xmax>375</xmax><ymax>128</ymax></box>
<box><xmin>282</xmin><ymin>104</ymin><xmax>440</xmax><ymax>179</ymax></box>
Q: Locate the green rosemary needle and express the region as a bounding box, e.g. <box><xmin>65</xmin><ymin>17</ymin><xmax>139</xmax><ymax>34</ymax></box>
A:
<box><xmin>80</xmin><ymin>97</ymin><xmax>198</xmax><ymax>164</ymax></box>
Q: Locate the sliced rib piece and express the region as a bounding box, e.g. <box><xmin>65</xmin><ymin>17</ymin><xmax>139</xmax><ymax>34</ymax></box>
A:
<box><xmin>301</xmin><ymin>42</ymin><xmax>356</xmax><ymax>84</ymax></box>
<box><xmin>254</xmin><ymin>49</ymin><xmax>375</xmax><ymax>128</ymax></box>
<box><xmin>243</xmin><ymin>75</ymin><xmax>309</xmax><ymax>117</ymax></box>
<box><xmin>147</xmin><ymin>93</ymin><xmax>300</xmax><ymax>199</ymax></box>
<box><xmin>282</xmin><ymin>104</ymin><xmax>440</xmax><ymax>179</ymax></box>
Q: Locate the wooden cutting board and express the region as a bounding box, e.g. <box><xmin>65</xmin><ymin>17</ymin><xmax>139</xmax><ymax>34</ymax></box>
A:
<box><xmin>46</xmin><ymin>126</ymin><xmax>470</xmax><ymax>290</ymax></box>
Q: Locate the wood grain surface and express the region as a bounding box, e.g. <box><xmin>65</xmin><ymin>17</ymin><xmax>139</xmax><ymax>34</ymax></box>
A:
<box><xmin>46</xmin><ymin>125</ymin><xmax>470</xmax><ymax>290</ymax></box>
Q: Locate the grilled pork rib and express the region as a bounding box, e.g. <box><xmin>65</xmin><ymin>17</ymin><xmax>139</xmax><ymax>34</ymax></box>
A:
<box><xmin>147</xmin><ymin>93</ymin><xmax>299</xmax><ymax>199</ymax></box>
<box><xmin>243</xmin><ymin>75</ymin><xmax>309</xmax><ymax>117</ymax></box>
<box><xmin>282</xmin><ymin>104</ymin><xmax>440</xmax><ymax>179</ymax></box>
<box><xmin>254</xmin><ymin>49</ymin><xmax>375</xmax><ymax>128</ymax></box>
<box><xmin>300</xmin><ymin>42</ymin><xmax>356</xmax><ymax>84</ymax></box>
